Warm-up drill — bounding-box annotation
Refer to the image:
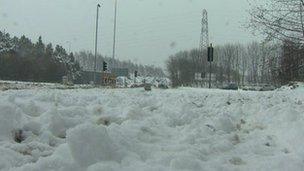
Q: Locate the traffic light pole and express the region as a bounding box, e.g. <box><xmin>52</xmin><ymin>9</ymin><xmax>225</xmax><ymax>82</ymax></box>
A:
<box><xmin>134</xmin><ymin>71</ymin><xmax>138</xmax><ymax>84</ymax></box>
<box><xmin>209</xmin><ymin>61</ymin><xmax>212</xmax><ymax>89</ymax></box>
<box><xmin>208</xmin><ymin>43</ymin><xmax>213</xmax><ymax>89</ymax></box>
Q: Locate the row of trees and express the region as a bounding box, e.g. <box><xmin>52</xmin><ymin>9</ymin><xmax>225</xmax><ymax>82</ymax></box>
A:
<box><xmin>166</xmin><ymin>42</ymin><xmax>281</xmax><ymax>87</ymax></box>
<box><xmin>75</xmin><ymin>51</ymin><xmax>165</xmax><ymax>78</ymax></box>
<box><xmin>0</xmin><ymin>31</ymin><xmax>81</xmax><ymax>83</ymax></box>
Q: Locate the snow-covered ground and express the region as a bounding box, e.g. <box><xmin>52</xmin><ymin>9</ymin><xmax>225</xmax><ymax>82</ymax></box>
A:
<box><xmin>0</xmin><ymin>80</ymin><xmax>94</xmax><ymax>91</ymax></box>
<box><xmin>0</xmin><ymin>77</ymin><xmax>171</xmax><ymax>90</ymax></box>
<box><xmin>1</xmin><ymin>86</ymin><xmax>304</xmax><ymax>171</ymax></box>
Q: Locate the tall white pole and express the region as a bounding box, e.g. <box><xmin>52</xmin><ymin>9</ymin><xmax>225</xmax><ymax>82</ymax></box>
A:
<box><xmin>66</xmin><ymin>41</ymin><xmax>71</xmax><ymax>53</ymax></box>
<box><xmin>112</xmin><ymin>0</ymin><xmax>118</xmax><ymax>70</ymax></box>
<box><xmin>94</xmin><ymin>4</ymin><xmax>101</xmax><ymax>84</ymax></box>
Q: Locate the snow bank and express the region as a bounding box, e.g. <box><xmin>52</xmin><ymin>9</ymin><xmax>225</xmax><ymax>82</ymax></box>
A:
<box><xmin>0</xmin><ymin>147</ymin><xmax>30</xmax><ymax>170</ymax></box>
<box><xmin>23</xmin><ymin>121</ymin><xmax>41</xmax><ymax>136</ymax></box>
<box><xmin>0</xmin><ymin>87</ymin><xmax>304</xmax><ymax>170</ymax></box>
<box><xmin>49</xmin><ymin>107</ymin><xmax>89</xmax><ymax>138</ymax></box>
<box><xmin>0</xmin><ymin>104</ymin><xmax>22</xmax><ymax>141</ymax></box>
<box><xmin>67</xmin><ymin>124</ymin><xmax>123</xmax><ymax>168</ymax></box>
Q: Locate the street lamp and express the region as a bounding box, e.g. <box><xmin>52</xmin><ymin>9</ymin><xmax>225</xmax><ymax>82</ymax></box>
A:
<box><xmin>66</xmin><ymin>41</ymin><xmax>71</xmax><ymax>53</ymax></box>
<box><xmin>112</xmin><ymin>0</ymin><xmax>118</xmax><ymax>69</ymax></box>
<box><xmin>94</xmin><ymin>4</ymin><xmax>101</xmax><ymax>85</ymax></box>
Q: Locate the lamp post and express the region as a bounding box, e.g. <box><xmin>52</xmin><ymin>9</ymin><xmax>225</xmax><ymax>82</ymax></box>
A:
<box><xmin>94</xmin><ymin>4</ymin><xmax>101</xmax><ymax>85</ymax></box>
<box><xmin>112</xmin><ymin>0</ymin><xmax>118</xmax><ymax>70</ymax></box>
<box><xmin>66</xmin><ymin>41</ymin><xmax>71</xmax><ymax>53</ymax></box>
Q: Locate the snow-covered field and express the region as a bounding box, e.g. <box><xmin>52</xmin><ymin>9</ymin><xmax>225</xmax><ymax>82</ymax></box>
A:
<box><xmin>1</xmin><ymin>86</ymin><xmax>304</xmax><ymax>171</ymax></box>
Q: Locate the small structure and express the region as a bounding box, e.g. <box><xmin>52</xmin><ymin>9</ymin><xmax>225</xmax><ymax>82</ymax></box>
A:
<box><xmin>144</xmin><ymin>83</ymin><xmax>152</xmax><ymax>91</ymax></box>
<box><xmin>101</xmin><ymin>72</ymin><xmax>116</xmax><ymax>87</ymax></box>
<box><xmin>143</xmin><ymin>79</ymin><xmax>152</xmax><ymax>91</ymax></box>
<box><xmin>81</xmin><ymin>71</ymin><xmax>102</xmax><ymax>84</ymax></box>
<box><xmin>81</xmin><ymin>71</ymin><xmax>116</xmax><ymax>86</ymax></box>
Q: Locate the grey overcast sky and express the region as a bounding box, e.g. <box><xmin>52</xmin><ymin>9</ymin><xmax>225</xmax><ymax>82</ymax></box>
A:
<box><xmin>0</xmin><ymin>0</ymin><xmax>260</xmax><ymax>67</ymax></box>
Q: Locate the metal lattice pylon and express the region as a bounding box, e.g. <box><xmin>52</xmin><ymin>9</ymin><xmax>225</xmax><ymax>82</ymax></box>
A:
<box><xmin>200</xmin><ymin>9</ymin><xmax>209</xmax><ymax>51</ymax></box>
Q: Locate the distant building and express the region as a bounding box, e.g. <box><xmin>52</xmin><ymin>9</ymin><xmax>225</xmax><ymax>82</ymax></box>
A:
<box><xmin>193</xmin><ymin>73</ymin><xmax>217</xmax><ymax>88</ymax></box>
<box><xmin>81</xmin><ymin>71</ymin><xmax>102</xmax><ymax>84</ymax></box>
<box><xmin>81</xmin><ymin>71</ymin><xmax>115</xmax><ymax>85</ymax></box>
<box><xmin>111</xmin><ymin>68</ymin><xmax>129</xmax><ymax>77</ymax></box>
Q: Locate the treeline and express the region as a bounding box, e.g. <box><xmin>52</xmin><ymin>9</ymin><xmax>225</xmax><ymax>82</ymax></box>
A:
<box><xmin>280</xmin><ymin>40</ymin><xmax>304</xmax><ymax>83</ymax></box>
<box><xmin>166</xmin><ymin>42</ymin><xmax>284</xmax><ymax>87</ymax></box>
<box><xmin>75</xmin><ymin>51</ymin><xmax>165</xmax><ymax>77</ymax></box>
<box><xmin>0</xmin><ymin>31</ymin><xmax>81</xmax><ymax>83</ymax></box>
<box><xmin>0</xmin><ymin>31</ymin><xmax>166</xmax><ymax>84</ymax></box>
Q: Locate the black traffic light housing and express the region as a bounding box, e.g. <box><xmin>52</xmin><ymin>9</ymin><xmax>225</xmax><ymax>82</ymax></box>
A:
<box><xmin>103</xmin><ymin>61</ymin><xmax>108</xmax><ymax>72</ymax></box>
<box><xmin>134</xmin><ymin>70</ymin><xmax>138</xmax><ymax>77</ymax></box>
<box><xmin>208</xmin><ymin>44</ymin><xmax>214</xmax><ymax>62</ymax></box>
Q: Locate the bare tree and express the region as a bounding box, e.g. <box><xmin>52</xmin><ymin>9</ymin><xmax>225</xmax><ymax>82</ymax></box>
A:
<box><xmin>249</xmin><ymin>0</ymin><xmax>304</xmax><ymax>42</ymax></box>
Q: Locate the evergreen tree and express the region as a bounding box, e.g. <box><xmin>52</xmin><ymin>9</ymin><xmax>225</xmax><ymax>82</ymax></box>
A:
<box><xmin>34</xmin><ymin>36</ymin><xmax>45</xmax><ymax>58</ymax></box>
<box><xmin>0</xmin><ymin>31</ymin><xmax>82</xmax><ymax>83</ymax></box>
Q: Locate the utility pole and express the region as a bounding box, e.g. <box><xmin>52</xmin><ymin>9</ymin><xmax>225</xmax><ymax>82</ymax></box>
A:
<box><xmin>209</xmin><ymin>60</ymin><xmax>212</xmax><ymax>88</ymax></box>
<box><xmin>200</xmin><ymin>9</ymin><xmax>209</xmax><ymax>52</ymax></box>
<box><xmin>94</xmin><ymin>4</ymin><xmax>101</xmax><ymax>84</ymax></box>
<box><xmin>208</xmin><ymin>44</ymin><xmax>214</xmax><ymax>89</ymax></box>
<box><xmin>112</xmin><ymin>0</ymin><xmax>118</xmax><ymax>70</ymax></box>
<box><xmin>199</xmin><ymin>9</ymin><xmax>210</xmax><ymax>87</ymax></box>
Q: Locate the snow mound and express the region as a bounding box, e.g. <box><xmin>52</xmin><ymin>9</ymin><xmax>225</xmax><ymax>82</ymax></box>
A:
<box><xmin>0</xmin><ymin>104</ymin><xmax>22</xmax><ymax>141</ymax></box>
<box><xmin>18</xmin><ymin>100</ymin><xmax>43</xmax><ymax>117</ymax></box>
<box><xmin>214</xmin><ymin>113</ymin><xmax>237</xmax><ymax>133</ymax></box>
<box><xmin>23</xmin><ymin>121</ymin><xmax>42</xmax><ymax>135</ymax></box>
<box><xmin>0</xmin><ymin>147</ymin><xmax>30</xmax><ymax>170</ymax></box>
<box><xmin>67</xmin><ymin>124</ymin><xmax>123</xmax><ymax>168</ymax></box>
<box><xmin>48</xmin><ymin>107</ymin><xmax>89</xmax><ymax>138</ymax></box>
<box><xmin>87</xmin><ymin>161</ymin><xmax>121</xmax><ymax>171</ymax></box>
<box><xmin>170</xmin><ymin>156</ymin><xmax>203</xmax><ymax>171</ymax></box>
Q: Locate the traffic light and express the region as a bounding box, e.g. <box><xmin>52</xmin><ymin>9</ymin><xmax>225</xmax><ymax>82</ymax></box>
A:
<box><xmin>134</xmin><ymin>70</ymin><xmax>138</xmax><ymax>77</ymax></box>
<box><xmin>103</xmin><ymin>61</ymin><xmax>108</xmax><ymax>72</ymax></box>
<box><xmin>208</xmin><ymin>44</ymin><xmax>214</xmax><ymax>62</ymax></box>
